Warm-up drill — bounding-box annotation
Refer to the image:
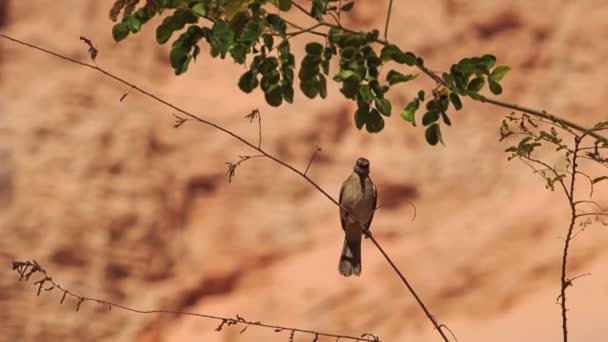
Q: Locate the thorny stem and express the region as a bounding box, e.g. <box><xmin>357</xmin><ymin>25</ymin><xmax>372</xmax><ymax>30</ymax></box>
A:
<box><xmin>560</xmin><ymin>136</ymin><xmax>581</xmax><ymax>342</ymax></box>
<box><xmin>11</xmin><ymin>261</ymin><xmax>379</xmax><ymax>342</ymax></box>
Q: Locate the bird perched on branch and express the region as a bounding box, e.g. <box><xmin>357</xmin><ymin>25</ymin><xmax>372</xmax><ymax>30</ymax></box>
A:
<box><xmin>338</xmin><ymin>157</ymin><xmax>377</xmax><ymax>277</ymax></box>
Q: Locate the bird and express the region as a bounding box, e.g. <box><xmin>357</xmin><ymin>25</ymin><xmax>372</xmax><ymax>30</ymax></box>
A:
<box><xmin>338</xmin><ymin>157</ymin><xmax>377</xmax><ymax>277</ymax></box>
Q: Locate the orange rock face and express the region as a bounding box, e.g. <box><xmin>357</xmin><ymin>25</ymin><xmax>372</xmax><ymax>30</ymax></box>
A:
<box><xmin>1</xmin><ymin>1</ymin><xmax>607</xmax><ymax>341</ymax></box>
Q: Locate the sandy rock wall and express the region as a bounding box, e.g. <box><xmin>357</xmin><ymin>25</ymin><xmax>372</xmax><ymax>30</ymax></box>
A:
<box><xmin>1</xmin><ymin>1</ymin><xmax>608</xmax><ymax>341</ymax></box>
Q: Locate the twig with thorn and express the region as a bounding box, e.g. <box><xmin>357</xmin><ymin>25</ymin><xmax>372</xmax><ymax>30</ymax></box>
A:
<box><xmin>225</xmin><ymin>154</ymin><xmax>266</xmax><ymax>182</ymax></box>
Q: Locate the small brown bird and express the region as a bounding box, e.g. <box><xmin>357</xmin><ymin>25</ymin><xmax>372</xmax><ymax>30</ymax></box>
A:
<box><xmin>338</xmin><ymin>157</ymin><xmax>377</xmax><ymax>277</ymax></box>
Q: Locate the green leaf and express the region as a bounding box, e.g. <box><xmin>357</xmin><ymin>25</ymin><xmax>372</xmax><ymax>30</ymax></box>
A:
<box><xmin>354</xmin><ymin>105</ymin><xmax>368</xmax><ymax>130</ymax></box>
<box><xmin>400</xmin><ymin>99</ymin><xmax>419</xmax><ymax>126</ymax></box>
<box><xmin>260</xmin><ymin>57</ymin><xmax>279</xmax><ymax>73</ymax></box>
<box><xmin>438</xmin><ymin>94</ymin><xmax>449</xmax><ymax>111</ymax></box>
<box><xmin>479</xmin><ymin>54</ymin><xmax>496</xmax><ymax>71</ymax></box>
<box><xmin>490</xmin><ymin>65</ymin><xmax>511</xmax><ymax>82</ymax></box>
<box><xmin>441</xmin><ymin>112</ymin><xmax>452</xmax><ymax>126</ymax></box>
<box><xmin>341</xmin><ymin>1</ymin><xmax>354</xmax><ymax>11</ymax></box>
<box><xmin>311</xmin><ymin>0</ymin><xmax>326</xmax><ymax>19</ymax></box>
<box><xmin>113</xmin><ymin>22</ymin><xmax>130</xmax><ymax>41</ymax></box>
<box><xmin>305</xmin><ymin>42</ymin><xmax>324</xmax><ymax>56</ymax></box>
<box><xmin>422</xmin><ymin>111</ymin><xmax>440</xmax><ymax>126</ymax></box>
<box><xmin>266</xmin><ymin>14</ymin><xmax>287</xmax><ymax>36</ymax></box>
<box><xmin>156</xmin><ymin>24</ymin><xmax>173</xmax><ymax>44</ymax></box>
<box><xmin>417</xmin><ymin>90</ymin><xmax>425</xmax><ymax>101</ymax></box>
<box><xmin>265</xmin><ymin>84</ymin><xmax>283</xmax><ymax>107</ymax></box>
<box><xmin>170</xmin><ymin>47</ymin><xmax>190</xmax><ymax>74</ymax></box>
<box><xmin>281</xmin><ymin>83</ymin><xmax>294</xmax><ymax>103</ymax></box>
<box><xmin>489</xmin><ymin>79</ymin><xmax>503</xmax><ymax>94</ymax></box>
<box><xmin>261</xmin><ymin>70</ymin><xmax>280</xmax><ymax>91</ymax></box>
<box><xmin>301</xmin><ymin>78</ymin><xmax>320</xmax><ymax>98</ymax></box>
<box><xmin>358</xmin><ymin>85</ymin><xmax>373</xmax><ymax>103</ymax></box>
<box><xmin>230</xmin><ymin>44</ymin><xmax>247</xmax><ymax>64</ymax></box>
<box><xmin>333</xmin><ymin>69</ymin><xmax>356</xmax><ymax>81</ymax></box>
<box><xmin>380</xmin><ymin>45</ymin><xmax>417</xmax><ymax>66</ymax></box>
<box><xmin>278</xmin><ymin>0</ymin><xmax>292</xmax><ymax>11</ymax></box>
<box><xmin>380</xmin><ymin>45</ymin><xmax>400</xmax><ymax>61</ymax></box>
<box><xmin>238</xmin><ymin>70</ymin><xmax>259</xmax><ymax>93</ymax></box>
<box><xmin>192</xmin><ymin>3</ymin><xmax>206</xmax><ymax>16</ymax></box>
<box><xmin>319</xmin><ymin>74</ymin><xmax>327</xmax><ymax>99</ymax></box>
<box><xmin>127</xmin><ymin>15</ymin><xmax>142</xmax><ymax>32</ymax></box>
<box><xmin>467</xmin><ymin>77</ymin><xmax>485</xmax><ymax>92</ymax></box>
<box><xmin>170</xmin><ymin>46</ymin><xmax>188</xmax><ymax>68</ymax></box>
<box><xmin>374</xmin><ymin>97</ymin><xmax>392</xmax><ymax>116</ymax></box>
<box><xmin>340</xmin><ymin>77</ymin><xmax>359</xmax><ymax>99</ymax></box>
<box><xmin>425</xmin><ymin>123</ymin><xmax>442</xmax><ymax>145</ymax></box>
<box><xmin>241</xmin><ymin>20</ymin><xmax>263</xmax><ymax>46</ymax></box>
<box><xmin>449</xmin><ymin>93</ymin><xmax>462</xmax><ymax>110</ymax></box>
<box><xmin>262</xmin><ymin>34</ymin><xmax>274</xmax><ymax>49</ymax></box>
<box><xmin>210</xmin><ymin>20</ymin><xmax>234</xmax><ymax>57</ymax></box>
<box><xmin>369</xmin><ymin>80</ymin><xmax>384</xmax><ymax>98</ymax></box>
<box><xmin>175</xmin><ymin>55</ymin><xmax>192</xmax><ymax>75</ymax></box>
<box><xmin>386</xmin><ymin>70</ymin><xmax>417</xmax><ymax>85</ymax></box>
<box><xmin>366</xmin><ymin>109</ymin><xmax>385</xmax><ymax>133</ymax></box>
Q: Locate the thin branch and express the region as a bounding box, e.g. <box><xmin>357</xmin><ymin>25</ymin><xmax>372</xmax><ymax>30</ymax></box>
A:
<box><xmin>328</xmin><ymin>11</ymin><xmax>341</xmax><ymax>26</ymax></box>
<box><xmin>574</xmin><ymin>212</ymin><xmax>608</xmax><ymax>219</ymax></box>
<box><xmin>286</xmin><ymin>23</ymin><xmax>326</xmax><ymax>38</ymax></box>
<box><xmin>1</xmin><ymin>33</ymin><xmax>446</xmax><ymax>341</ymax></box>
<box><xmin>556</xmin><ymin>273</ymin><xmax>592</xmax><ymax>303</ymax></box>
<box><xmin>291</xmin><ymin>1</ymin><xmax>312</xmax><ymax>19</ymax></box>
<box><xmin>479</xmin><ymin>97</ymin><xmax>606</xmax><ymax>143</ymax></box>
<box><xmin>574</xmin><ymin>200</ymin><xmax>604</xmax><ymax>210</ymax></box>
<box><xmin>363</xmin><ymin>231</ymin><xmax>451</xmax><ymax>342</ymax></box>
<box><xmin>11</xmin><ymin>260</ymin><xmax>378</xmax><ymax>342</ymax></box>
<box><xmin>384</xmin><ymin>0</ymin><xmax>394</xmax><ymax>41</ymax></box>
<box><xmin>521</xmin><ymin>157</ymin><xmax>571</xmax><ymax>201</ymax></box>
<box><xmin>304</xmin><ymin>146</ymin><xmax>322</xmax><ymax>176</ymax></box>
<box><xmin>226</xmin><ymin>154</ymin><xmax>266</xmax><ymax>182</ymax></box>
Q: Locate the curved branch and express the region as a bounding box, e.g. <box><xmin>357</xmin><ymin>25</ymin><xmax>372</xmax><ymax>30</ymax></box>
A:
<box><xmin>11</xmin><ymin>260</ymin><xmax>374</xmax><ymax>341</ymax></box>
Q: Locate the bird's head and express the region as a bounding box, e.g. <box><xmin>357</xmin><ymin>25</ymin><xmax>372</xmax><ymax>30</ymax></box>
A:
<box><xmin>353</xmin><ymin>157</ymin><xmax>370</xmax><ymax>177</ymax></box>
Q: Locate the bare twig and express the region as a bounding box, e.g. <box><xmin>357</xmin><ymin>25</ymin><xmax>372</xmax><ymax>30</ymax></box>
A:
<box><xmin>12</xmin><ymin>260</ymin><xmax>379</xmax><ymax>341</ymax></box>
<box><xmin>304</xmin><ymin>146</ymin><xmax>322</xmax><ymax>176</ymax></box>
<box><xmin>384</xmin><ymin>0</ymin><xmax>394</xmax><ymax>41</ymax></box>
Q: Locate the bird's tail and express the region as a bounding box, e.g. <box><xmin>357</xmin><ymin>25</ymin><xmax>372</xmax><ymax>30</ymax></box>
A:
<box><xmin>338</xmin><ymin>238</ymin><xmax>361</xmax><ymax>277</ymax></box>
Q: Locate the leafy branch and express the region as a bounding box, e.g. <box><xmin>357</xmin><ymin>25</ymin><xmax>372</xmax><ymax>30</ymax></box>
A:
<box><xmin>0</xmin><ymin>34</ymin><xmax>451</xmax><ymax>341</ymax></box>
<box><xmin>11</xmin><ymin>260</ymin><xmax>380</xmax><ymax>342</ymax></box>
<box><xmin>104</xmin><ymin>0</ymin><xmax>606</xmax><ymax>145</ymax></box>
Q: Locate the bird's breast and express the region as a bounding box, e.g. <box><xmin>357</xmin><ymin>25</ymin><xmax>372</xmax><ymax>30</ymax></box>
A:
<box><xmin>342</xmin><ymin>175</ymin><xmax>374</xmax><ymax>224</ymax></box>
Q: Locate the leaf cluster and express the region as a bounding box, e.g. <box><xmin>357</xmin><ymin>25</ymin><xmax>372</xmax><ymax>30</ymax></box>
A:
<box><xmin>108</xmin><ymin>0</ymin><xmax>515</xmax><ymax>144</ymax></box>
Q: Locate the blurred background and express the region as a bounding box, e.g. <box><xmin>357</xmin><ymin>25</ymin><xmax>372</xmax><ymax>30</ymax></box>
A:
<box><xmin>1</xmin><ymin>0</ymin><xmax>608</xmax><ymax>341</ymax></box>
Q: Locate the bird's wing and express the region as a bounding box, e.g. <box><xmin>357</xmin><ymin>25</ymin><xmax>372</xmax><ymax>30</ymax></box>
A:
<box><xmin>339</xmin><ymin>179</ymin><xmax>347</xmax><ymax>231</ymax></box>
<box><xmin>366</xmin><ymin>180</ymin><xmax>378</xmax><ymax>229</ymax></box>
